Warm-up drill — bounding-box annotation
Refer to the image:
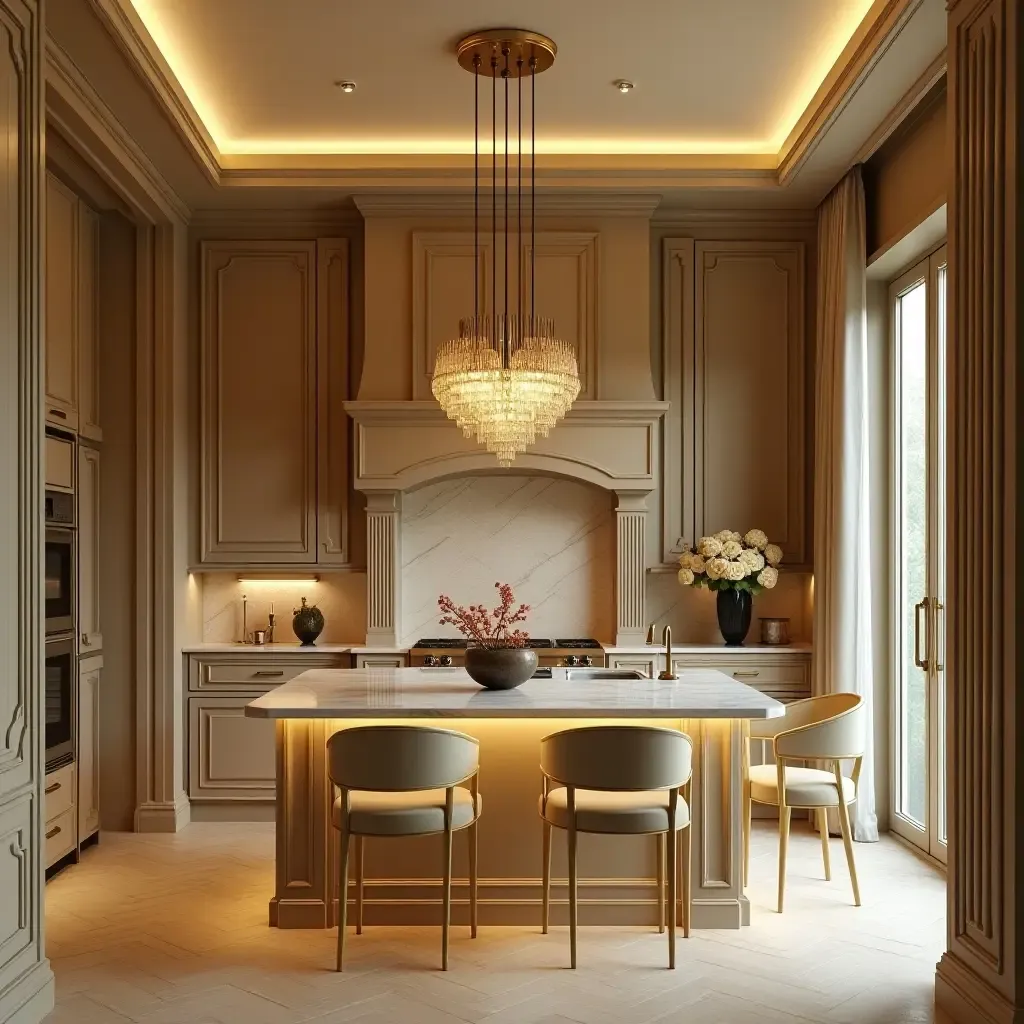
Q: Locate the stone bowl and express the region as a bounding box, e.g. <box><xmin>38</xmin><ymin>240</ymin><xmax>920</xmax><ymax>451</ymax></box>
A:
<box><xmin>465</xmin><ymin>647</ymin><xmax>538</xmax><ymax>690</ymax></box>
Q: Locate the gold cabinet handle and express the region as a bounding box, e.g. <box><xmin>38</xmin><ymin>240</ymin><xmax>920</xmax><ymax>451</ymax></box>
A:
<box><xmin>45</xmin><ymin>782</ymin><xmax>61</xmax><ymax>795</ymax></box>
<box><xmin>253</xmin><ymin>670</ymin><xmax>284</xmax><ymax>678</ymax></box>
<box><xmin>733</xmin><ymin>670</ymin><xmax>760</xmax><ymax>678</ymax></box>
<box><xmin>914</xmin><ymin>598</ymin><xmax>931</xmax><ymax>671</ymax></box>
<box><xmin>49</xmin><ymin>408</ymin><xmax>67</xmax><ymax>420</ymax></box>
<box><xmin>45</xmin><ymin>825</ymin><xmax>61</xmax><ymax>840</ymax></box>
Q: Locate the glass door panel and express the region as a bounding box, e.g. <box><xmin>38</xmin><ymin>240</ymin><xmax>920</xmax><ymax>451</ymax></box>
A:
<box><xmin>889</xmin><ymin>246</ymin><xmax>947</xmax><ymax>861</ymax></box>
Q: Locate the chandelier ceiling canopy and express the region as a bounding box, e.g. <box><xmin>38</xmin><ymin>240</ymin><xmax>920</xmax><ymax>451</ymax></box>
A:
<box><xmin>431</xmin><ymin>29</ymin><xmax>581</xmax><ymax>467</ymax></box>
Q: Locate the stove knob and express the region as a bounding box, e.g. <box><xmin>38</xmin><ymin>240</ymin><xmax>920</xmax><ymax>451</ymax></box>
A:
<box><xmin>423</xmin><ymin>655</ymin><xmax>437</xmax><ymax>667</ymax></box>
<box><xmin>581</xmin><ymin>656</ymin><xmax>593</xmax><ymax>667</ymax></box>
<box><xmin>565</xmin><ymin>655</ymin><xmax>579</xmax><ymax>667</ymax></box>
<box><xmin>440</xmin><ymin>656</ymin><xmax>453</xmax><ymax>667</ymax></box>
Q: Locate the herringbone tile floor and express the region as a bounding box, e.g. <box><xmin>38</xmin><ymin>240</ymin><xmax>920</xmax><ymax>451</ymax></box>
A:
<box><xmin>44</xmin><ymin>821</ymin><xmax>945</xmax><ymax>1024</ymax></box>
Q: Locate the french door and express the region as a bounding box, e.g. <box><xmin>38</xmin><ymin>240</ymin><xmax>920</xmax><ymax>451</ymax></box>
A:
<box><xmin>889</xmin><ymin>246</ymin><xmax>947</xmax><ymax>862</ymax></box>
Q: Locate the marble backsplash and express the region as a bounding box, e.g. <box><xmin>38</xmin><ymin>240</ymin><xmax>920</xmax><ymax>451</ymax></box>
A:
<box><xmin>399</xmin><ymin>476</ymin><xmax>616</xmax><ymax>646</ymax></box>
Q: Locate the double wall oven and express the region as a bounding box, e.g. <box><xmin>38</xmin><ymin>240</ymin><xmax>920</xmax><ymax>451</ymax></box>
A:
<box><xmin>44</xmin><ymin>480</ymin><xmax>76</xmax><ymax>770</ymax></box>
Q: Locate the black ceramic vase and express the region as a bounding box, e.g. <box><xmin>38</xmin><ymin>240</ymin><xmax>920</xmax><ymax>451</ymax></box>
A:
<box><xmin>465</xmin><ymin>647</ymin><xmax>538</xmax><ymax>690</ymax></box>
<box><xmin>292</xmin><ymin>597</ymin><xmax>325</xmax><ymax>646</ymax></box>
<box><xmin>717</xmin><ymin>588</ymin><xmax>753</xmax><ymax>646</ymax></box>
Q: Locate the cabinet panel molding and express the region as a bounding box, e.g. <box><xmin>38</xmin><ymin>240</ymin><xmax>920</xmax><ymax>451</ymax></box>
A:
<box><xmin>78</xmin><ymin>660</ymin><xmax>101</xmax><ymax>839</ymax></box>
<box><xmin>77</xmin><ymin>202</ymin><xmax>101</xmax><ymax>441</ymax></box>
<box><xmin>0</xmin><ymin>796</ymin><xmax>33</xmax><ymax>967</ymax></box>
<box><xmin>200</xmin><ymin>241</ymin><xmax>317</xmax><ymax>564</ymax></box>
<box><xmin>316</xmin><ymin>239</ymin><xmax>351</xmax><ymax>564</ymax></box>
<box><xmin>694</xmin><ymin>241</ymin><xmax>807</xmax><ymax>565</ymax></box>
<box><xmin>189</xmin><ymin>697</ymin><xmax>277</xmax><ymax>801</ymax></box>
<box><xmin>44</xmin><ymin>172</ymin><xmax>79</xmax><ymax>429</ymax></box>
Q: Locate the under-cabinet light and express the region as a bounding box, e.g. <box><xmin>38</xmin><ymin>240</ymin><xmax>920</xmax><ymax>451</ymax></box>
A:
<box><xmin>237</xmin><ymin>576</ymin><xmax>320</xmax><ymax>585</ymax></box>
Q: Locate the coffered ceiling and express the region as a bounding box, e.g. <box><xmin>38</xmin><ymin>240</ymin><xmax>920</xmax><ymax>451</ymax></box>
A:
<box><xmin>127</xmin><ymin>0</ymin><xmax>873</xmax><ymax>157</ymax></box>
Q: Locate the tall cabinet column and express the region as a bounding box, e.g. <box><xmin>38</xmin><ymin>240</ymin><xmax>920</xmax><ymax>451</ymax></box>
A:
<box><xmin>936</xmin><ymin>1</ymin><xmax>1023</xmax><ymax>1021</ymax></box>
<box><xmin>0</xmin><ymin>0</ymin><xmax>54</xmax><ymax>1021</ymax></box>
<box><xmin>365</xmin><ymin>491</ymin><xmax>402</xmax><ymax>646</ymax></box>
<box><xmin>614</xmin><ymin>491</ymin><xmax>648</xmax><ymax>645</ymax></box>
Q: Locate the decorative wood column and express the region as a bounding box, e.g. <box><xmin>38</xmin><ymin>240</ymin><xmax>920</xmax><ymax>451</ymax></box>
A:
<box><xmin>614</xmin><ymin>491</ymin><xmax>648</xmax><ymax>645</ymax></box>
<box><xmin>936</xmin><ymin>2</ymin><xmax>1023</xmax><ymax>1021</ymax></box>
<box><xmin>365</xmin><ymin>491</ymin><xmax>402</xmax><ymax>646</ymax></box>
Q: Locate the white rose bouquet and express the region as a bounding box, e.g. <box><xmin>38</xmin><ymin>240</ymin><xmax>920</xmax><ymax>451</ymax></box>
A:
<box><xmin>677</xmin><ymin>528</ymin><xmax>782</xmax><ymax>593</ymax></box>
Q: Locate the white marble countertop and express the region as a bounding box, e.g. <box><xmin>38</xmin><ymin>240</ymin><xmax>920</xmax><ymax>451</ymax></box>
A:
<box><xmin>182</xmin><ymin>643</ymin><xmax>355</xmax><ymax>654</ymax></box>
<box><xmin>244</xmin><ymin>667</ymin><xmax>786</xmax><ymax>720</ymax></box>
<box><xmin>604</xmin><ymin>643</ymin><xmax>812</xmax><ymax>655</ymax></box>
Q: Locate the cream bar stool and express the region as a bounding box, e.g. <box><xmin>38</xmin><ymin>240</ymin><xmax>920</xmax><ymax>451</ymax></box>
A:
<box><xmin>539</xmin><ymin>726</ymin><xmax>693</xmax><ymax>969</ymax></box>
<box><xmin>327</xmin><ymin>725</ymin><xmax>481</xmax><ymax>971</ymax></box>
<box><xmin>744</xmin><ymin>693</ymin><xmax>864</xmax><ymax>913</ymax></box>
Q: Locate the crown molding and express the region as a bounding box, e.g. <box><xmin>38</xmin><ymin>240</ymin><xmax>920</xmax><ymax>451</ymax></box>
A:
<box><xmin>45</xmin><ymin>39</ymin><xmax>190</xmax><ymax>223</ymax></box>
<box><xmin>352</xmin><ymin>191</ymin><xmax>664</xmax><ymax>219</ymax></box>
<box><xmin>88</xmin><ymin>0</ymin><xmax>221</xmax><ymax>184</ymax></box>
<box><xmin>777</xmin><ymin>0</ymin><xmax>928</xmax><ymax>185</ymax></box>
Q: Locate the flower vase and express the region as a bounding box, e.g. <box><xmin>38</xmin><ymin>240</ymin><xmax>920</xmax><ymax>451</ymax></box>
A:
<box><xmin>717</xmin><ymin>588</ymin><xmax>752</xmax><ymax>646</ymax></box>
<box><xmin>465</xmin><ymin>647</ymin><xmax>538</xmax><ymax>690</ymax></box>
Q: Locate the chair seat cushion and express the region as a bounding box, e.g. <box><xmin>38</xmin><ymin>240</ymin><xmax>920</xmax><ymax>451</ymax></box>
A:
<box><xmin>748</xmin><ymin>764</ymin><xmax>855</xmax><ymax>807</ymax></box>
<box><xmin>334</xmin><ymin>787</ymin><xmax>481</xmax><ymax>836</ymax></box>
<box><xmin>540</xmin><ymin>788</ymin><xmax>689</xmax><ymax>835</ymax></box>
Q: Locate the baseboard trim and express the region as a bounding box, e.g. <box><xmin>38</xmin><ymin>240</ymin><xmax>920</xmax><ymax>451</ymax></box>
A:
<box><xmin>135</xmin><ymin>794</ymin><xmax>191</xmax><ymax>833</ymax></box>
<box><xmin>936</xmin><ymin>951</ymin><xmax>1024</xmax><ymax>1024</ymax></box>
<box><xmin>189</xmin><ymin>802</ymin><xmax>276</xmax><ymax>823</ymax></box>
<box><xmin>0</xmin><ymin>960</ymin><xmax>55</xmax><ymax>1024</ymax></box>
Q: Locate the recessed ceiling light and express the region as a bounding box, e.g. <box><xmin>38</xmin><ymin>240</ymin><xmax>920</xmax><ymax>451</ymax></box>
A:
<box><xmin>615</xmin><ymin>80</ymin><xmax>634</xmax><ymax>94</ymax></box>
<box><xmin>336</xmin><ymin>80</ymin><xmax>357</xmax><ymax>93</ymax></box>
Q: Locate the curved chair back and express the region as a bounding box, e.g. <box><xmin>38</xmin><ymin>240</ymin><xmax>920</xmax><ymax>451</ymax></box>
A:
<box><xmin>327</xmin><ymin>725</ymin><xmax>479</xmax><ymax>792</ymax></box>
<box><xmin>541</xmin><ymin>726</ymin><xmax>692</xmax><ymax>792</ymax></box>
<box><xmin>774</xmin><ymin>693</ymin><xmax>865</xmax><ymax>759</ymax></box>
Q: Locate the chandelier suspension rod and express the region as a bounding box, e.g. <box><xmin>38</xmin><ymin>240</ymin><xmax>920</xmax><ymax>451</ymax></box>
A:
<box><xmin>518</xmin><ymin>58</ymin><xmax>523</xmax><ymax>327</ymax></box>
<box><xmin>531</xmin><ymin>55</ymin><xmax>536</xmax><ymax>323</ymax></box>
<box><xmin>473</xmin><ymin>55</ymin><xmax>479</xmax><ymax>322</ymax></box>
<box><xmin>503</xmin><ymin>46</ymin><xmax>510</xmax><ymax>363</ymax></box>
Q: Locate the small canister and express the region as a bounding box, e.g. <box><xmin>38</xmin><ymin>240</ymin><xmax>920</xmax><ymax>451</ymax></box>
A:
<box><xmin>759</xmin><ymin>617</ymin><xmax>790</xmax><ymax>646</ymax></box>
<box><xmin>251</xmin><ymin>629</ymin><xmax>267</xmax><ymax>646</ymax></box>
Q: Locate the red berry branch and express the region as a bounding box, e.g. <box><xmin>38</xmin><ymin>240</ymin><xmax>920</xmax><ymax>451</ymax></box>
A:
<box><xmin>438</xmin><ymin>582</ymin><xmax>531</xmax><ymax>649</ymax></box>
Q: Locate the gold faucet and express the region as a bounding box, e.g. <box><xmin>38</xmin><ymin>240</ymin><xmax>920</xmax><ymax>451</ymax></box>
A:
<box><xmin>658</xmin><ymin>625</ymin><xmax>677</xmax><ymax>680</ymax></box>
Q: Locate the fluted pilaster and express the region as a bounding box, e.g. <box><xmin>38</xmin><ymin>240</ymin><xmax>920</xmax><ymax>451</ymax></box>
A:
<box><xmin>365</xmin><ymin>491</ymin><xmax>402</xmax><ymax>645</ymax></box>
<box><xmin>936</xmin><ymin>2</ymin><xmax>1023</xmax><ymax>1021</ymax></box>
<box><xmin>615</xmin><ymin>491</ymin><xmax>648</xmax><ymax>644</ymax></box>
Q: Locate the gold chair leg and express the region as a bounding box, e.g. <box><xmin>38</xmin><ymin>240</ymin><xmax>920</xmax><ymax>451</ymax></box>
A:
<box><xmin>817</xmin><ymin>808</ymin><xmax>832</xmax><ymax>882</ymax></box>
<box><xmin>777</xmin><ymin>806</ymin><xmax>791</xmax><ymax>914</ymax></box>
<box><xmin>837</xmin><ymin>798</ymin><xmax>862</xmax><ymax>907</ymax></box>
<box><xmin>355</xmin><ymin>836</ymin><xmax>364</xmax><ymax>935</ymax></box>
<box><xmin>568</xmin><ymin>825</ymin><xmax>578</xmax><ymax>969</ymax></box>
<box><xmin>541</xmin><ymin>820</ymin><xmax>551</xmax><ymax>935</ymax></box>
<box><xmin>469</xmin><ymin>820</ymin><xmax>479</xmax><ymax>939</ymax></box>
<box><xmin>657</xmin><ymin>833</ymin><xmax>666</xmax><ymax>934</ymax></box>
<box><xmin>336</xmin><ymin>830</ymin><xmax>350</xmax><ymax>972</ymax></box>
<box><xmin>681</xmin><ymin>822</ymin><xmax>692</xmax><ymax>939</ymax></box>
<box><xmin>442</xmin><ymin>823</ymin><xmax>453</xmax><ymax>971</ymax></box>
<box><xmin>666</xmin><ymin>828</ymin><xmax>677</xmax><ymax>969</ymax></box>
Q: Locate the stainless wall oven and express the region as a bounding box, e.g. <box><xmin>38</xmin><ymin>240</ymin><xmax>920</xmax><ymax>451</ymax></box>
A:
<box><xmin>45</xmin><ymin>636</ymin><xmax>75</xmax><ymax>770</ymax></box>
<box><xmin>44</xmin><ymin>526</ymin><xmax>75</xmax><ymax>637</ymax></box>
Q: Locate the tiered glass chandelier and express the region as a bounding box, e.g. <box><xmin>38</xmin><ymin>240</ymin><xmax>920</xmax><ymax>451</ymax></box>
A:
<box><xmin>431</xmin><ymin>30</ymin><xmax>580</xmax><ymax>467</ymax></box>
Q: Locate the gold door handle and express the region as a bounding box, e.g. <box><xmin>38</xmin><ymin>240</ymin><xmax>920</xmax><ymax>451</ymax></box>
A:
<box><xmin>914</xmin><ymin>598</ymin><xmax>931</xmax><ymax>671</ymax></box>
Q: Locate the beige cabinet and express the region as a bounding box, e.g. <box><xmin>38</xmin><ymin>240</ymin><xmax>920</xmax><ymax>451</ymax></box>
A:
<box><xmin>354</xmin><ymin>653</ymin><xmax>408</xmax><ymax>668</ymax></box>
<box><xmin>44</xmin><ymin>433</ymin><xmax>75</xmax><ymax>492</ymax></box>
<box><xmin>606</xmin><ymin>653</ymin><xmax>661</xmax><ymax>678</ymax></box>
<box><xmin>45</xmin><ymin>173</ymin><xmax>79</xmax><ymax>430</ymax></box>
<box><xmin>77</xmin><ymin>203</ymin><xmax>101</xmax><ymax>441</ymax></box>
<box><xmin>199</xmin><ymin>239</ymin><xmax>351</xmax><ymax>568</ymax></box>
<box><xmin>78</xmin><ymin>445</ymin><xmax>101</xmax><ymax>652</ymax></box>
<box><xmin>78</xmin><ymin>657</ymin><xmax>102</xmax><ymax>841</ymax></box>
<box><xmin>44</xmin><ymin>763</ymin><xmax>77</xmax><ymax>869</ymax></box>
<box><xmin>663</xmin><ymin>238</ymin><xmax>809</xmax><ymax>567</ymax></box>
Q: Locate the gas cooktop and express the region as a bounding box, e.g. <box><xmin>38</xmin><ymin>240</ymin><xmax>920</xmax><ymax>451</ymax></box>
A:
<box><xmin>413</xmin><ymin>638</ymin><xmax>602</xmax><ymax>650</ymax></box>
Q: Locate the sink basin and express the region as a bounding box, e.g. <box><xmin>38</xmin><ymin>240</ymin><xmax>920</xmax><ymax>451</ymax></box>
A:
<box><xmin>565</xmin><ymin>668</ymin><xmax>646</xmax><ymax>681</ymax></box>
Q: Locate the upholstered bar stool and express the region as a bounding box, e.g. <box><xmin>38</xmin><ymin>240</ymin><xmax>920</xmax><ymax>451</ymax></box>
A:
<box><xmin>538</xmin><ymin>725</ymin><xmax>693</xmax><ymax>969</ymax></box>
<box><xmin>744</xmin><ymin>693</ymin><xmax>864</xmax><ymax>913</ymax></box>
<box><xmin>327</xmin><ymin>725</ymin><xmax>481</xmax><ymax>971</ymax></box>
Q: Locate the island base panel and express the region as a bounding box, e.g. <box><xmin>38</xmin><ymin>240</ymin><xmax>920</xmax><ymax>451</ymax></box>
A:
<box><xmin>270</xmin><ymin>718</ymin><xmax>750</xmax><ymax>929</ymax></box>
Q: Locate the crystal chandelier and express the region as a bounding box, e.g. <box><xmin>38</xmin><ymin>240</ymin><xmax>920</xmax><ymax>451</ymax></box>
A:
<box><xmin>431</xmin><ymin>30</ymin><xmax>580</xmax><ymax>467</ymax></box>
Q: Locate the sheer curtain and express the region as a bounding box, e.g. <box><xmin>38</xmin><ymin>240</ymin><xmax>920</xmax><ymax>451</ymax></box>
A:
<box><xmin>813</xmin><ymin>167</ymin><xmax>878</xmax><ymax>842</ymax></box>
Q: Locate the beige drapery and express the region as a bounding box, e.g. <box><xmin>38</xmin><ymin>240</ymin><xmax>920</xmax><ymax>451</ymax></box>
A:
<box><xmin>812</xmin><ymin>167</ymin><xmax>878</xmax><ymax>842</ymax></box>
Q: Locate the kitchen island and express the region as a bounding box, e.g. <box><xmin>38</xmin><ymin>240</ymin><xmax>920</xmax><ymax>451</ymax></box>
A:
<box><xmin>246</xmin><ymin>667</ymin><xmax>784</xmax><ymax>930</ymax></box>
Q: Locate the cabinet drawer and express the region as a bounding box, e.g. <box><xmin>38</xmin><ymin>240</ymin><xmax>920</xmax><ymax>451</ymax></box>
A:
<box><xmin>189</xmin><ymin>697</ymin><xmax>277</xmax><ymax>801</ymax></box>
<box><xmin>44</xmin><ymin>764</ymin><xmax>75</xmax><ymax>821</ymax></box>
<box><xmin>190</xmin><ymin>655</ymin><xmax>347</xmax><ymax>691</ymax></box>
<box><xmin>354</xmin><ymin>654</ymin><xmax>407</xmax><ymax>668</ymax></box>
<box><xmin>45</xmin><ymin>807</ymin><xmax>76</xmax><ymax>868</ymax></box>
<box><xmin>606</xmin><ymin>654</ymin><xmax>660</xmax><ymax>678</ymax></box>
<box><xmin>44</xmin><ymin>435</ymin><xmax>75</xmax><ymax>491</ymax></box>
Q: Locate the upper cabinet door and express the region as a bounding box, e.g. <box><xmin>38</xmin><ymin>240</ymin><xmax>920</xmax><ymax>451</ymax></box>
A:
<box><xmin>200</xmin><ymin>242</ymin><xmax>317</xmax><ymax>565</ymax></box>
<box><xmin>694</xmin><ymin>241</ymin><xmax>807</xmax><ymax>566</ymax></box>
<box><xmin>45</xmin><ymin>173</ymin><xmax>79</xmax><ymax>431</ymax></box>
<box><xmin>78</xmin><ymin>445</ymin><xmax>102</xmax><ymax>652</ymax></box>
<box><xmin>77</xmin><ymin>202</ymin><xmax>101</xmax><ymax>442</ymax></box>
